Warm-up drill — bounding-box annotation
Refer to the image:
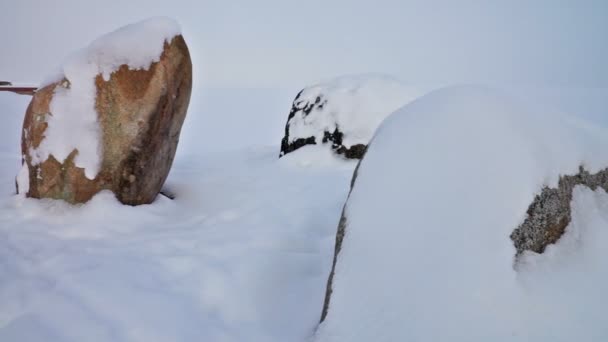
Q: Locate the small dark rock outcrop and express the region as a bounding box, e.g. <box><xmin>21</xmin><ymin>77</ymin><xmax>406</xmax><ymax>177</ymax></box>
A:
<box><xmin>511</xmin><ymin>166</ymin><xmax>608</xmax><ymax>256</ymax></box>
<box><xmin>280</xmin><ymin>90</ymin><xmax>316</xmax><ymax>156</ymax></box>
<box><xmin>279</xmin><ymin>75</ymin><xmax>416</xmax><ymax>160</ymax></box>
<box><xmin>279</xmin><ymin>91</ymin><xmax>368</xmax><ymax>159</ymax></box>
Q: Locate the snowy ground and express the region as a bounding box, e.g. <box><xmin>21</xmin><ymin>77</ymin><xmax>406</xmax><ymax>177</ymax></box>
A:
<box><xmin>1</xmin><ymin>86</ymin><xmax>607</xmax><ymax>341</ymax></box>
<box><xmin>0</xmin><ymin>91</ymin><xmax>355</xmax><ymax>342</ymax></box>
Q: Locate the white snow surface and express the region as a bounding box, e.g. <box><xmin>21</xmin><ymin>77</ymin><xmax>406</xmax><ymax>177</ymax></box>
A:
<box><xmin>286</xmin><ymin>74</ymin><xmax>422</xmax><ymax>150</ymax></box>
<box><xmin>1</xmin><ymin>152</ymin><xmax>353</xmax><ymax>342</ymax></box>
<box><xmin>2</xmin><ymin>84</ymin><xmax>608</xmax><ymax>342</ymax></box>
<box><xmin>16</xmin><ymin>164</ymin><xmax>29</xmax><ymax>194</ymax></box>
<box><xmin>1</xmin><ymin>88</ymin><xmax>355</xmax><ymax>342</ymax></box>
<box><xmin>31</xmin><ymin>17</ymin><xmax>181</xmax><ymax>179</ymax></box>
<box><xmin>315</xmin><ymin>86</ymin><xmax>608</xmax><ymax>341</ymax></box>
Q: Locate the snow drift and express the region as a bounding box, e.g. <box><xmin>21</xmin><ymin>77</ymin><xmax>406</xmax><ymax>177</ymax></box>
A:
<box><xmin>279</xmin><ymin>74</ymin><xmax>421</xmax><ymax>159</ymax></box>
<box><xmin>316</xmin><ymin>86</ymin><xmax>608</xmax><ymax>341</ymax></box>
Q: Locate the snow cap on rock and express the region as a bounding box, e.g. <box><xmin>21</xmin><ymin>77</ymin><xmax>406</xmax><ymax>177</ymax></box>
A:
<box><xmin>280</xmin><ymin>74</ymin><xmax>422</xmax><ymax>159</ymax></box>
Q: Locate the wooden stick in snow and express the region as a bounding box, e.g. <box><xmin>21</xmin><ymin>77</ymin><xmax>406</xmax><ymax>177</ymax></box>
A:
<box><xmin>0</xmin><ymin>82</ymin><xmax>37</xmax><ymax>95</ymax></box>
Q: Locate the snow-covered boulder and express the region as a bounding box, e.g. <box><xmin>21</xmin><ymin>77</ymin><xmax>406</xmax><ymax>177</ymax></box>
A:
<box><xmin>19</xmin><ymin>17</ymin><xmax>192</xmax><ymax>205</ymax></box>
<box><xmin>317</xmin><ymin>86</ymin><xmax>608</xmax><ymax>341</ymax></box>
<box><xmin>279</xmin><ymin>75</ymin><xmax>421</xmax><ymax>159</ymax></box>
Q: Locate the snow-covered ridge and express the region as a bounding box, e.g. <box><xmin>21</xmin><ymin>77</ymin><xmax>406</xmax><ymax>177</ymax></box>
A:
<box><xmin>316</xmin><ymin>86</ymin><xmax>608</xmax><ymax>341</ymax></box>
<box><xmin>30</xmin><ymin>17</ymin><xmax>181</xmax><ymax>179</ymax></box>
<box><xmin>281</xmin><ymin>74</ymin><xmax>422</xmax><ymax>158</ymax></box>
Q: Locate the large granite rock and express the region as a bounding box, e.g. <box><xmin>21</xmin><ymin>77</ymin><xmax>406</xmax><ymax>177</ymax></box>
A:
<box><xmin>317</xmin><ymin>87</ymin><xmax>608</xmax><ymax>339</ymax></box>
<box><xmin>18</xmin><ymin>18</ymin><xmax>192</xmax><ymax>205</ymax></box>
<box><xmin>279</xmin><ymin>75</ymin><xmax>420</xmax><ymax>159</ymax></box>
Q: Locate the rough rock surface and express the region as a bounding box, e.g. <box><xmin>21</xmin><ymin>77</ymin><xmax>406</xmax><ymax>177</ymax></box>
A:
<box><xmin>19</xmin><ymin>35</ymin><xmax>192</xmax><ymax>205</ymax></box>
<box><xmin>511</xmin><ymin>167</ymin><xmax>608</xmax><ymax>256</ymax></box>
<box><xmin>320</xmin><ymin>158</ymin><xmax>363</xmax><ymax>322</ymax></box>
<box><xmin>279</xmin><ymin>75</ymin><xmax>419</xmax><ymax>159</ymax></box>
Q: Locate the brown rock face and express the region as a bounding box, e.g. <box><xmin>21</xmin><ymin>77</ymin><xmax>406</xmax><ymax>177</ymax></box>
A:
<box><xmin>20</xmin><ymin>35</ymin><xmax>192</xmax><ymax>205</ymax></box>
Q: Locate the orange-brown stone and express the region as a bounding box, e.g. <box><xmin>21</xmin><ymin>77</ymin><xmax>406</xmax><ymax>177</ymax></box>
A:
<box><xmin>20</xmin><ymin>35</ymin><xmax>192</xmax><ymax>205</ymax></box>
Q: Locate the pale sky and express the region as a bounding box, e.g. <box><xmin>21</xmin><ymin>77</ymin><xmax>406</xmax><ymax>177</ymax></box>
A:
<box><xmin>1</xmin><ymin>0</ymin><xmax>607</xmax><ymax>88</ymax></box>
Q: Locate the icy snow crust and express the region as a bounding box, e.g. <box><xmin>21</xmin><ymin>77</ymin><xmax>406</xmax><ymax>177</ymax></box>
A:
<box><xmin>30</xmin><ymin>17</ymin><xmax>181</xmax><ymax>179</ymax></box>
<box><xmin>286</xmin><ymin>74</ymin><xmax>421</xmax><ymax>149</ymax></box>
<box><xmin>315</xmin><ymin>86</ymin><xmax>608</xmax><ymax>341</ymax></box>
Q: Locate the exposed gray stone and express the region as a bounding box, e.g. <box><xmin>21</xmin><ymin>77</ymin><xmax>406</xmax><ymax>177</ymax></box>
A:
<box><xmin>320</xmin><ymin>158</ymin><xmax>363</xmax><ymax>322</ymax></box>
<box><xmin>511</xmin><ymin>166</ymin><xmax>608</xmax><ymax>256</ymax></box>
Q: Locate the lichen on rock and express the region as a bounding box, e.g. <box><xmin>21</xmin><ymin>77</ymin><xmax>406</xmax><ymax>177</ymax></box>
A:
<box><xmin>512</xmin><ymin>166</ymin><xmax>608</xmax><ymax>256</ymax></box>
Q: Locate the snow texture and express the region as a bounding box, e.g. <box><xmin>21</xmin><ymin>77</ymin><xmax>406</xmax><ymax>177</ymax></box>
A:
<box><xmin>1</xmin><ymin>89</ymin><xmax>356</xmax><ymax>342</ymax></box>
<box><xmin>16</xmin><ymin>163</ymin><xmax>29</xmax><ymax>195</ymax></box>
<box><xmin>30</xmin><ymin>17</ymin><xmax>181</xmax><ymax>179</ymax></box>
<box><xmin>0</xmin><ymin>149</ymin><xmax>354</xmax><ymax>342</ymax></box>
<box><xmin>2</xmin><ymin>83</ymin><xmax>608</xmax><ymax>342</ymax></box>
<box><xmin>282</xmin><ymin>74</ymin><xmax>421</xmax><ymax>156</ymax></box>
<box><xmin>316</xmin><ymin>86</ymin><xmax>608</xmax><ymax>342</ymax></box>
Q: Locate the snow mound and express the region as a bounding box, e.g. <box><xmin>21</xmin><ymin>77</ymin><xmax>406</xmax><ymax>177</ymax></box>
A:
<box><xmin>279</xmin><ymin>74</ymin><xmax>422</xmax><ymax>159</ymax></box>
<box><xmin>316</xmin><ymin>86</ymin><xmax>608</xmax><ymax>341</ymax></box>
<box><xmin>30</xmin><ymin>17</ymin><xmax>181</xmax><ymax>179</ymax></box>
